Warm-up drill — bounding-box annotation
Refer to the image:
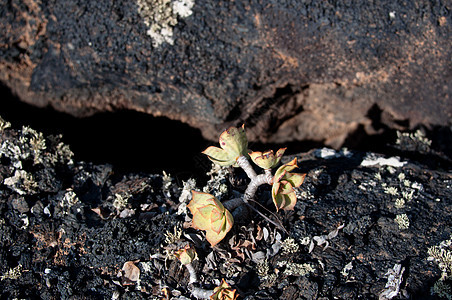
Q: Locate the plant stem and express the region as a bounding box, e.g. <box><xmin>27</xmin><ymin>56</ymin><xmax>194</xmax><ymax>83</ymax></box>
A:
<box><xmin>185</xmin><ymin>263</ymin><xmax>214</xmax><ymax>299</ymax></box>
<box><xmin>236</xmin><ymin>155</ymin><xmax>256</xmax><ymax>179</ymax></box>
<box><xmin>243</xmin><ymin>173</ymin><xmax>271</xmax><ymax>203</ymax></box>
<box><xmin>189</xmin><ymin>286</ymin><xmax>214</xmax><ymax>299</ymax></box>
<box><xmin>235</xmin><ymin>156</ymin><xmax>286</xmax><ymax>231</ymax></box>
<box><xmin>185</xmin><ymin>263</ymin><xmax>198</xmax><ymax>284</ymax></box>
<box><xmin>223</xmin><ymin>198</ymin><xmax>244</xmax><ymax>211</ymax></box>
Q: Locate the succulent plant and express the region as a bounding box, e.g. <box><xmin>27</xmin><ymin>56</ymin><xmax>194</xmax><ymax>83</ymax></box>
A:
<box><xmin>249</xmin><ymin>148</ymin><xmax>286</xmax><ymax>170</ymax></box>
<box><xmin>187</xmin><ymin>191</ymin><xmax>234</xmax><ymax>246</ymax></box>
<box><xmin>193</xmin><ymin>126</ymin><xmax>307</xmax><ymax>246</ymax></box>
<box><xmin>180</xmin><ymin>126</ymin><xmax>308</xmax><ymax>298</ymax></box>
<box><xmin>174</xmin><ymin>245</ymin><xmax>197</xmax><ymax>265</ymax></box>
<box><xmin>271</xmin><ymin>158</ymin><xmax>306</xmax><ymax>211</ymax></box>
<box><xmin>202</xmin><ymin>125</ymin><xmax>248</xmax><ymax>167</ymax></box>
<box><xmin>210</xmin><ymin>279</ymin><xmax>238</xmax><ymax>300</ymax></box>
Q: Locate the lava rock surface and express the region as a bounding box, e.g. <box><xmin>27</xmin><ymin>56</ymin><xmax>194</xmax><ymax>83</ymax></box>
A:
<box><xmin>0</xmin><ymin>117</ymin><xmax>451</xmax><ymax>299</ymax></box>
<box><xmin>1</xmin><ymin>0</ymin><xmax>451</xmax><ymax>147</ymax></box>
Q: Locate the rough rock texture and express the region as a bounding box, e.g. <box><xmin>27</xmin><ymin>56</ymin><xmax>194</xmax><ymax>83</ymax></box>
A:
<box><xmin>1</xmin><ymin>0</ymin><xmax>451</xmax><ymax>146</ymax></box>
<box><xmin>1</xmin><ymin>117</ymin><xmax>451</xmax><ymax>299</ymax></box>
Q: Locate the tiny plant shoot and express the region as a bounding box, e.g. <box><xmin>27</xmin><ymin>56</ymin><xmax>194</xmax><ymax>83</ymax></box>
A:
<box><xmin>188</xmin><ymin>125</ymin><xmax>306</xmax><ymax>246</ymax></box>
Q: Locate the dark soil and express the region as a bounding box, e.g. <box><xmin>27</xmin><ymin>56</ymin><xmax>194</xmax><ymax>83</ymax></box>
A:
<box><xmin>0</xmin><ymin>117</ymin><xmax>451</xmax><ymax>299</ymax></box>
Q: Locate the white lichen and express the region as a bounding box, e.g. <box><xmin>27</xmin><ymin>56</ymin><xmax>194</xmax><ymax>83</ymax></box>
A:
<box><xmin>62</xmin><ymin>189</ymin><xmax>79</xmax><ymax>206</ymax></box>
<box><xmin>163</xmin><ymin>226</ymin><xmax>182</xmax><ymax>245</ymax></box>
<box><xmin>314</xmin><ymin>147</ymin><xmax>353</xmax><ymax>159</ymax></box>
<box><xmin>299</xmin><ymin>236</ymin><xmax>311</xmax><ymax>246</ymax></box>
<box><xmin>178</xmin><ymin>178</ymin><xmax>196</xmax><ymax>203</ymax></box>
<box><xmin>396</xmin><ymin>129</ymin><xmax>432</xmax><ymax>152</ymax></box>
<box><xmin>113</xmin><ymin>192</ymin><xmax>131</xmax><ymax>211</ymax></box>
<box><xmin>256</xmin><ymin>259</ymin><xmax>270</xmax><ymax>278</ymax></box>
<box><xmin>379</xmin><ymin>264</ymin><xmax>405</xmax><ymax>300</ymax></box>
<box><xmin>162</xmin><ymin>171</ymin><xmax>173</xmax><ymax>198</ymax></box>
<box><xmin>277</xmin><ymin>261</ymin><xmax>314</xmax><ymax>276</ymax></box>
<box><xmin>1</xmin><ymin>264</ymin><xmax>23</xmax><ymax>281</ymax></box>
<box><xmin>428</xmin><ymin>235</ymin><xmax>452</xmax><ymax>281</ymax></box>
<box><xmin>428</xmin><ymin>235</ymin><xmax>452</xmax><ymax>299</ymax></box>
<box><xmin>402</xmin><ymin>190</ymin><xmax>415</xmax><ymax>201</ymax></box>
<box><xmin>309</xmin><ymin>224</ymin><xmax>344</xmax><ymax>253</ymax></box>
<box><xmin>431</xmin><ymin>280</ymin><xmax>452</xmax><ymax>300</ymax></box>
<box><xmin>136</xmin><ymin>0</ymin><xmax>195</xmax><ymax>47</ymax></box>
<box><xmin>4</xmin><ymin>170</ymin><xmax>38</xmax><ymax>195</ymax></box>
<box><xmin>177</xmin><ymin>178</ymin><xmax>196</xmax><ymax>215</ymax></box>
<box><xmin>0</xmin><ymin>116</ymin><xmax>11</xmax><ymax>132</ymax></box>
<box><xmin>341</xmin><ymin>261</ymin><xmax>354</xmax><ymax>277</ymax></box>
<box><xmin>281</xmin><ymin>238</ymin><xmax>299</xmax><ymax>254</ymax></box>
<box><xmin>375</xmin><ymin>172</ymin><xmax>382</xmax><ymax>181</ymax></box>
<box><xmin>395</xmin><ymin>214</ymin><xmax>410</xmax><ymax>230</ymax></box>
<box><xmin>384</xmin><ymin>187</ymin><xmax>398</xmax><ymax>196</ymax></box>
<box><xmin>0</xmin><ymin>122</ymin><xmax>73</xmax><ymax>171</ymax></box>
<box><xmin>202</xmin><ymin>163</ymin><xmax>229</xmax><ymax>200</ymax></box>
<box><xmin>394</xmin><ymin>198</ymin><xmax>405</xmax><ymax>209</ymax></box>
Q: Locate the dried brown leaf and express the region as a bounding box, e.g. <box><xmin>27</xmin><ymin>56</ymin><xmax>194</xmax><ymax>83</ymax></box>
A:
<box><xmin>118</xmin><ymin>260</ymin><xmax>140</xmax><ymax>285</ymax></box>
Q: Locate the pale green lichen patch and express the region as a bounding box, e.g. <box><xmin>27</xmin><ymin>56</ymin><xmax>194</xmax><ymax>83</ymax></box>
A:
<box><xmin>112</xmin><ymin>192</ymin><xmax>131</xmax><ymax>211</ymax></box>
<box><xmin>428</xmin><ymin>235</ymin><xmax>452</xmax><ymax>299</ymax></box>
<box><xmin>396</xmin><ymin>129</ymin><xmax>432</xmax><ymax>153</ymax></box>
<box><xmin>432</xmin><ymin>280</ymin><xmax>452</xmax><ymax>300</ymax></box>
<box><xmin>4</xmin><ymin>170</ymin><xmax>38</xmax><ymax>195</ymax></box>
<box><xmin>394</xmin><ymin>198</ymin><xmax>405</xmax><ymax>209</ymax></box>
<box><xmin>164</xmin><ymin>225</ymin><xmax>183</xmax><ymax>245</ymax></box>
<box><xmin>277</xmin><ymin>261</ymin><xmax>314</xmax><ymax>276</ymax></box>
<box><xmin>1</xmin><ymin>264</ymin><xmax>23</xmax><ymax>281</ymax></box>
<box><xmin>202</xmin><ymin>163</ymin><xmax>229</xmax><ymax>200</ymax></box>
<box><xmin>428</xmin><ymin>235</ymin><xmax>452</xmax><ymax>281</ymax></box>
<box><xmin>256</xmin><ymin>259</ymin><xmax>270</xmax><ymax>278</ymax></box>
<box><xmin>136</xmin><ymin>0</ymin><xmax>195</xmax><ymax>47</ymax></box>
<box><xmin>0</xmin><ymin>116</ymin><xmax>11</xmax><ymax>132</ymax></box>
<box><xmin>395</xmin><ymin>214</ymin><xmax>410</xmax><ymax>230</ymax></box>
<box><xmin>281</xmin><ymin>238</ymin><xmax>299</xmax><ymax>254</ymax></box>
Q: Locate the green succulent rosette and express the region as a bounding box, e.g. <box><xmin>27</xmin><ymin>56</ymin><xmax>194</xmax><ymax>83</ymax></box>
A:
<box><xmin>187</xmin><ymin>191</ymin><xmax>234</xmax><ymax>246</ymax></box>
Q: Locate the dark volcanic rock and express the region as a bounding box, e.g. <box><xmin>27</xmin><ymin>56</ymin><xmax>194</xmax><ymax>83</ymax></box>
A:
<box><xmin>0</xmin><ymin>0</ymin><xmax>451</xmax><ymax>147</ymax></box>
<box><xmin>1</xmin><ymin>116</ymin><xmax>451</xmax><ymax>299</ymax></box>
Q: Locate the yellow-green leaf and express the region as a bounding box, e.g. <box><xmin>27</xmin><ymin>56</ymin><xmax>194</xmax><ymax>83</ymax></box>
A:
<box><xmin>279</xmin><ymin>180</ymin><xmax>295</xmax><ymax>194</ymax></box>
<box><xmin>188</xmin><ymin>191</ymin><xmax>233</xmax><ymax>247</ymax></box>
<box><xmin>197</xmin><ymin>205</ymin><xmax>215</xmax><ymax>219</ymax></box>
<box><xmin>188</xmin><ymin>191</ymin><xmax>213</xmax><ymax>212</ymax></box>
<box><xmin>188</xmin><ymin>191</ymin><xmax>225</xmax><ymax>214</ymax></box>
<box><xmin>174</xmin><ymin>245</ymin><xmax>197</xmax><ymax>265</ymax></box>
<box><xmin>202</xmin><ymin>146</ymin><xmax>236</xmax><ymax>166</ymax></box>
<box><xmin>281</xmin><ymin>191</ymin><xmax>297</xmax><ymax>210</ymax></box>
<box><xmin>210</xmin><ymin>279</ymin><xmax>238</xmax><ymax>300</ymax></box>
<box><xmin>210</xmin><ymin>207</ymin><xmax>222</xmax><ymax>222</ymax></box>
<box><xmin>271</xmin><ymin>181</ymin><xmax>298</xmax><ymax>211</ymax></box>
<box><xmin>202</xmin><ymin>125</ymin><xmax>248</xmax><ymax>167</ymax></box>
<box><xmin>205</xmin><ymin>228</ymin><xmax>227</xmax><ymax>247</ymax></box>
<box><xmin>192</xmin><ymin>212</ymin><xmax>211</xmax><ymax>231</ymax></box>
<box><xmin>211</xmin><ymin>216</ymin><xmax>225</xmax><ymax>234</ymax></box>
<box><xmin>273</xmin><ymin>158</ymin><xmax>298</xmax><ymax>181</ymax></box>
<box><xmin>284</xmin><ymin>173</ymin><xmax>306</xmax><ymax>188</ymax></box>
<box><xmin>223</xmin><ymin>209</ymin><xmax>234</xmax><ymax>232</ymax></box>
<box><xmin>218</xmin><ymin>125</ymin><xmax>248</xmax><ymax>158</ymax></box>
<box><xmin>249</xmin><ymin>147</ymin><xmax>286</xmax><ymax>169</ymax></box>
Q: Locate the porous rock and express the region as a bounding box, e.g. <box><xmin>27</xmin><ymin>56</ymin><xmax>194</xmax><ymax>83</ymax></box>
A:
<box><xmin>0</xmin><ymin>117</ymin><xmax>451</xmax><ymax>299</ymax></box>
